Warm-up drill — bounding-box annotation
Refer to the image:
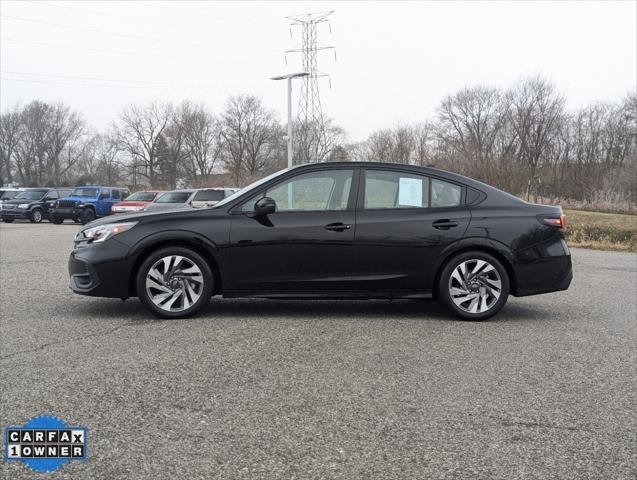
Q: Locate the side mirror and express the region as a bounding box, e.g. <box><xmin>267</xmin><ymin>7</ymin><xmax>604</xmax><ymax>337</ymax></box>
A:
<box><xmin>254</xmin><ymin>197</ymin><xmax>276</xmax><ymax>216</ymax></box>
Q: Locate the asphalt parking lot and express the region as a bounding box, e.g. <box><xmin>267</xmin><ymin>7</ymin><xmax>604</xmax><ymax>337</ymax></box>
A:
<box><xmin>0</xmin><ymin>222</ymin><xmax>635</xmax><ymax>479</ymax></box>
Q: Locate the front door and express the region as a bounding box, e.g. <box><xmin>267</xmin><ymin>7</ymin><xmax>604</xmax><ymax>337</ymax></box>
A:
<box><xmin>229</xmin><ymin>168</ymin><xmax>357</xmax><ymax>293</ymax></box>
<box><xmin>354</xmin><ymin>168</ymin><xmax>470</xmax><ymax>293</ymax></box>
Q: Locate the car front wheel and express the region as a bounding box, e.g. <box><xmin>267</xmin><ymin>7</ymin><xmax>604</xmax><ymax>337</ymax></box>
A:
<box><xmin>49</xmin><ymin>215</ymin><xmax>63</xmax><ymax>224</ymax></box>
<box><xmin>30</xmin><ymin>208</ymin><xmax>43</xmax><ymax>223</ymax></box>
<box><xmin>80</xmin><ymin>208</ymin><xmax>96</xmax><ymax>225</ymax></box>
<box><xmin>437</xmin><ymin>251</ymin><xmax>510</xmax><ymax>321</ymax></box>
<box><xmin>136</xmin><ymin>247</ymin><xmax>214</xmax><ymax>319</ymax></box>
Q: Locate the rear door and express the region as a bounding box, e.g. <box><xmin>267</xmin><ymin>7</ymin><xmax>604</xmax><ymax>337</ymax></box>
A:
<box><xmin>353</xmin><ymin>168</ymin><xmax>470</xmax><ymax>293</ymax></box>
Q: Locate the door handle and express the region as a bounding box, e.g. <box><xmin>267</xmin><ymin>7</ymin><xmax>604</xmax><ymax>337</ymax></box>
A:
<box><xmin>325</xmin><ymin>222</ymin><xmax>351</xmax><ymax>232</ymax></box>
<box><xmin>432</xmin><ymin>219</ymin><xmax>459</xmax><ymax>230</ymax></box>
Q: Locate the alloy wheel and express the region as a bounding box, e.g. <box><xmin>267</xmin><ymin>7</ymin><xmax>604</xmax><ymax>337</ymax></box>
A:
<box><xmin>32</xmin><ymin>209</ymin><xmax>42</xmax><ymax>223</ymax></box>
<box><xmin>448</xmin><ymin>259</ymin><xmax>502</xmax><ymax>314</ymax></box>
<box><xmin>145</xmin><ymin>255</ymin><xmax>204</xmax><ymax>312</ymax></box>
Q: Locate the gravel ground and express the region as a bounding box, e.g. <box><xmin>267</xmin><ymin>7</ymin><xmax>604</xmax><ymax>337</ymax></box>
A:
<box><xmin>1</xmin><ymin>222</ymin><xmax>635</xmax><ymax>479</ymax></box>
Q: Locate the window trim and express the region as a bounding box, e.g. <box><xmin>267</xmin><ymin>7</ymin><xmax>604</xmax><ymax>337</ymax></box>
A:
<box><xmin>358</xmin><ymin>167</ymin><xmax>466</xmax><ymax>212</ymax></box>
<box><xmin>231</xmin><ymin>167</ymin><xmax>360</xmax><ymax>215</ymax></box>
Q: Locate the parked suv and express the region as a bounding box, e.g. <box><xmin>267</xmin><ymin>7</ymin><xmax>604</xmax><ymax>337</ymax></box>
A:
<box><xmin>1</xmin><ymin>187</ymin><xmax>72</xmax><ymax>223</ymax></box>
<box><xmin>50</xmin><ymin>186</ymin><xmax>130</xmax><ymax>225</ymax></box>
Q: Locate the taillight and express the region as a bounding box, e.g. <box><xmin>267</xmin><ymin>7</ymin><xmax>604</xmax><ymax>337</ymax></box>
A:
<box><xmin>541</xmin><ymin>214</ymin><xmax>566</xmax><ymax>229</ymax></box>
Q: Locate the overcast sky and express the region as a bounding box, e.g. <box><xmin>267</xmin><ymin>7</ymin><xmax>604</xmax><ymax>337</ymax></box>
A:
<box><xmin>1</xmin><ymin>1</ymin><xmax>635</xmax><ymax>141</ymax></box>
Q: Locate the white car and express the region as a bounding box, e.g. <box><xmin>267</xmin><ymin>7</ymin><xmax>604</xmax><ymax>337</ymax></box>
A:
<box><xmin>144</xmin><ymin>188</ymin><xmax>239</xmax><ymax>212</ymax></box>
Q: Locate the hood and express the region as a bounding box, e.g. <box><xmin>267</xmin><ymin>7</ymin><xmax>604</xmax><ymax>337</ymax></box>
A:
<box><xmin>113</xmin><ymin>201</ymin><xmax>151</xmax><ymax>207</ymax></box>
<box><xmin>79</xmin><ymin>207</ymin><xmax>199</xmax><ymax>231</ymax></box>
<box><xmin>59</xmin><ymin>196</ymin><xmax>97</xmax><ymax>202</ymax></box>
<box><xmin>2</xmin><ymin>198</ymin><xmax>42</xmax><ymax>205</ymax></box>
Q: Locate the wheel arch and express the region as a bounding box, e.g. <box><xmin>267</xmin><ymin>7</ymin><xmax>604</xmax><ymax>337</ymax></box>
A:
<box><xmin>128</xmin><ymin>234</ymin><xmax>222</xmax><ymax>297</ymax></box>
<box><xmin>434</xmin><ymin>239</ymin><xmax>518</xmax><ymax>297</ymax></box>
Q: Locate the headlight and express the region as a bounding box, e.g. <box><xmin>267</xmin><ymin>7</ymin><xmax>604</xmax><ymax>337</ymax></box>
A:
<box><xmin>81</xmin><ymin>222</ymin><xmax>137</xmax><ymax>243</ymax></box>
<box><xmin>18</xmin><ymin>203</ymin><xmax>30</xmax><ymax>209</ymax></box>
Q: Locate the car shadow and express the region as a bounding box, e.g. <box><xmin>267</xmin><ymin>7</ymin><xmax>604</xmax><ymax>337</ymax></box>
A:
<box><xmin>71</xmin><ymin>297</ymin><xmax>551</xmax><ymax>324</ymax></box>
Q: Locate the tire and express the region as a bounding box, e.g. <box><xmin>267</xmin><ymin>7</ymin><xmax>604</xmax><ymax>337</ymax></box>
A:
<box><xmin>437</xmin><ymin>251</ymin><xmax>510</xmax><ymax>321</ymax></box>
<box><xmin>49</xmin><ymin>215</ymin><xmax>63</xmax><ymax>224</ymax></box>
<box><xmin>136</xmin><ymin>246</ymin><xmax>214</xmax><ymax>319</ymax></box>
<box><xmin>30</xmin><ymin>208</ymin><xmax>43</xmax><ymax>223</ymax></box>
<box><xmin>80</xmin><ymin>208</ymin><xmax>96</xmax><ymax>225</ymax></box>
<box><xmin>2</xmin><ymin>218</ymin><xmax>14</xmax><ymax>223</ymax></box>
<box><xmin>73</xmin><ymin>217</ymin><xmax>80</xmax><ymax>223</ymax></box>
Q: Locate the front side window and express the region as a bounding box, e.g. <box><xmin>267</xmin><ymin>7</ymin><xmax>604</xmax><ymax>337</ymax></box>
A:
<box><xmin>431</xmin><ymin>179</ymin><xmax>462</xmax><ymax>207</ymax></box>
<box><xmin>242</xmin><ymin>169</ymin><xmax>354</xmax><ymax>213</ymax></box>
<box><xmin>364</xmin><ymin>170</ymin><xmax>430</xmax><ymax>209</ymax></box>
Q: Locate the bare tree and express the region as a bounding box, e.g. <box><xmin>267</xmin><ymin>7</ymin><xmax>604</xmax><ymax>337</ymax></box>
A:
<box><xmin>438</xmin><ymin>86</ymin><xmax>509</xmax><ymax>182</ymax></box>
<box><xmin>508</xmin><ymin>77</ymin><xmax>566</xmax><ymax>201</ymax></box>
<box><xmin>0</xmin><ymin>105</ymin><xmax>22</xmax><ymax>184</ymax></box>
<box><xmin>178</xmin><ymin>102</ymin><xmax>224</xmax><ymax>185</ymax></box>
<box><xmin>220</xmin><ymin>95</ymin><xmax>280</xmax><ymax>185</ymax></box>
<box><xmin>114</xmin><ymin>103</ymin><xmax>172</xmax><ymax>188</ymax></box>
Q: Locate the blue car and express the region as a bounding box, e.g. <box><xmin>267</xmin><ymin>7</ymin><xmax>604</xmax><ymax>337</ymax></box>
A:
<box><xmin>49</xmin><ymin>186</ymin><xmax>130</xmax><ymax>225</ymax></box>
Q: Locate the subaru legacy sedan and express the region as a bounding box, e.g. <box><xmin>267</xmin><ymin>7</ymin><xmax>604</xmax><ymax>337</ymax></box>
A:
<box><xmin>68</xmin><ymin>162</ymin><xmax>572</xmax><ymax>320</ymax></box>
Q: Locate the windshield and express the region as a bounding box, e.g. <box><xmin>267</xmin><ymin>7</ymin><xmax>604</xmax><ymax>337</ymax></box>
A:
<box><xmin>213</xmin><ymin>167</ymin><xmax>292</xmax><ymax>208</ymax></box>
<box><xmin>71</xmin><ymin>188</ymin><xmax>99</xmax><ymax>198</ymax></box>
<box><xmin>125</xmin><ymin>192</ymin><xmax>157</xmax><ymax>202</ymax></box>
<box><xmin>15</xmin><ymin>189</ymin><xmax>48</xmax><ymax>200</ymax></box>
<box><xmin>156</xmin><ymin>191</ymin><xmax>193</xmax><ymax>203</ymax></box>
<box><xmin>0</xmin><ymin>190</ymin><xmax>19</xmax><ymax>200</ymax></box>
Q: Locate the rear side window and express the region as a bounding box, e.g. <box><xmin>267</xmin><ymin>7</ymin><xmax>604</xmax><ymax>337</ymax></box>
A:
<box><xmin>194</xmin><ymin>190</ymin><xmax>225</xmax><ymax>202</ymax></box>
<box><xmin>112</xmin><ymin>189</ymin><xmax>121</xmax><ymax>200</ymax></box>
<box><xmin>431</xmin><ymin>179</ymin><xmax>462</xmax><ymax>207</ymax></box>
<box><xmin>364</xmin><ymin>170</ymin><xmax>430</xmax><ymax>209</ymax></box>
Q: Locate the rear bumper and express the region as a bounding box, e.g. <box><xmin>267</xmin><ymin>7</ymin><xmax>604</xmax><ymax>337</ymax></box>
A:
<box><xmin>512</xmin><ymin>238</ymin><xmax>573</xmax><ymax>297</ymax></box>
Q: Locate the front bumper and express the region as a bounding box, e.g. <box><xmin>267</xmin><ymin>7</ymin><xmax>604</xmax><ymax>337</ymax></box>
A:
<box><xmin>1</xmin><ymin>208</ymin><xmax>31</xmax><ymax>219</ymax></box>
<box><xmin>68</xmin><ymin>238</ymin><xmax>135</xmax><ymax>298</ymax></box>
<box><xmin>51</xmin><ymin>207</ymin><xmax>81</xmax><ymax>219</ymax></box>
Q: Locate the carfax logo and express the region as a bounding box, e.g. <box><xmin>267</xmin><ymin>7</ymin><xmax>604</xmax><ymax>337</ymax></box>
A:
<box><xmin>4</xmin><ymin>415</ymin><xmax>88</xmax><ymax>473</ymax></box>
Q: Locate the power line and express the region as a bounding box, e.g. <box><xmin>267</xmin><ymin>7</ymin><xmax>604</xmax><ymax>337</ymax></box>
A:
<box><xmin>0</xmin><ymin>14</ymin><xmax>214</xmax><ymax>49</ymax></box>
<box><xmin>0</xmin><ymin>77</ymin><xmax>210</xmax><ymax>92</ymax></box>
<box><xmin>1</xmin><ymin>37</ymin><xmax>175</xmax><ymax>59</ymax></box>
<box><xmin>1</xmin><ymin>70</ymin><xmax>209</xmax><ymax>88</ymax></box>
<box><xmin>34</xmin><ymin>1</ymin><xmax>217</xmax><ymax>33</ymax></box>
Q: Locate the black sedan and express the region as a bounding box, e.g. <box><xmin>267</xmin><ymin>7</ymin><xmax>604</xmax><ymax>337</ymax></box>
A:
<box><xmin>68</xmin><ymin>162</ymin><xmax>572</xmax><ymax>320</ymax></box>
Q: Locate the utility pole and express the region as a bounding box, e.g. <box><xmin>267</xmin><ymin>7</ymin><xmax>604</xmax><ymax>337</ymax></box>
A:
<box><xmin>271</xmin><ymin>72</ymin><xmax>309</xmax><ymax>168</ymax></box>
<box><xmin>285</xmin><ymin>10</ymin><xmax>335</xmax><ymax>163</ymax></box>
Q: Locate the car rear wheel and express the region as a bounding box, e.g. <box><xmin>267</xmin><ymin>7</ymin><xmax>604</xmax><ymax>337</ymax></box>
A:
<box><xmin>437</xmin><ymin>251</ymin><xmax>510</xmax><ymax>321</ymax></box>
<box><xmin>49</xmin><ymin>215</ymin><xmax>63</xmax><ymax>224</ymax></box>
<box><xmin>30</xmin><ymin>208</ymin><xmax>43</xmax><ymax>223</ymax></box>
<box><xmin>80</xmin><ymin>208</ymin><xmax>96</xmax><ymax>225</ymax></box>
<box><xmin>136</xmin><ymin>247</ymin><xmax>214</xmax><ymax>319</ymax></box>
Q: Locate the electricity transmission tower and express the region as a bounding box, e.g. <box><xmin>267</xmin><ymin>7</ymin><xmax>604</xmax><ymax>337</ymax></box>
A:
<box><xmin>285</xmin><ymin>11</ymin><xmax>335</xmax><ymax>163</ymax></box>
